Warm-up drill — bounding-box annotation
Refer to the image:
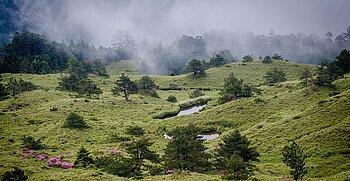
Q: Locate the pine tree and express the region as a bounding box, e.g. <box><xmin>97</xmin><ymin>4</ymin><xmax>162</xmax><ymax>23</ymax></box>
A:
<box><xmin>185</xmin><ymin>59</ymin><xmax>205</xmax><ymax>76</ymax></box>
<box><xmin>264</xmin><ymin>67</ymin><xmax>287</xmax><ymax>84</ymax></box>
<box><xmin>74</xmin><ymin>146</ymin><xmax>94</xmax><ymax>168</ymax></box>
<box><xmin>164</xmin><ymin>124</ymin><xmax>210</xmax><ymax>172</ymax></box>
<box><xmin>125</xmin><ymin>138</ymin><xmax>159</xmax><ymax>175</ymax></box>
<box><xmin>112</xmin><ymin>73</ymin><xmax>138</xmax><ymax>101</ymax></box>
<box><xmin>216</xmin><ymin>130</ymin><xmax>259</xmax><ymax>180</ymax></box>
<box><xmin>282</xmin><ymin>141</ymin><xmax>307</xmax><ymax>181</ymax></box>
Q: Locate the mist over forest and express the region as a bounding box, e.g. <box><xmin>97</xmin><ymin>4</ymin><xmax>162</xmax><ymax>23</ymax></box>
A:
<box><xmin>1</xmin><ymin>0</ymin><xmax>350</xmax><ymax>74</ymax></box>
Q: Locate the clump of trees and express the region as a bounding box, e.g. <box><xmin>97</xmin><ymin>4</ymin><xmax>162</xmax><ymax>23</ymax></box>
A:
<box><xmin>96</xmin><ymin>126</ymin><xmax>159</xmax><ymax>177</ymax></box>
<box><xmin>5</xmin><ymin>78</ymin><xmax>37</xmax><ymax>97</ymax></box>
<box><xmin>138</xmin><ymin>76</ymin><xmax>159</xmax><ymax>98</ymax></box>
<box><xmin>57</xmin><ymin>55</ymin><xmax>103</xmax><ymax>98</ymax></box>
<box><xmin>314</xmin><ymin>49</ymin><xmax>350</xmax><ymax>87</ymax></box>
<box><xmin>185</xmin><ymin>59</ymin><xmax>206</xmax><ymax>76</ymax></box>
<box><xmin>0</xmin><ymin>31</ymin><xmax>69</xmax><ymax>74</ymax></box>
<box><xmin>209</xmin><ymin>54</ymin><xmax>226</xmax><ymax>67</ymax></box>
<box><xmin>282</xmin><ymin>141</ymin><xmax>307</xmax><ymax>181</ymax></box>
<box><xmin>219</xmin><ymin>73</ymin><xmax>253</xmax><ymax>103</ymax></box>
<box><xmin>264</xmin><ymin>68</ymin><xmax>287</xmax><ymax>84</ymax></box>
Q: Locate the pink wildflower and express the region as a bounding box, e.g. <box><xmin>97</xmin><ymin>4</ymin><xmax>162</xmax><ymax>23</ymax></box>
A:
<box><xmin>111</xmin><ymin>149</ymin><xmax>123</xmax><ymax>154</ymax></box>
<box><xmin>17</xmin><ymin>151</ymin><xmax>22</xmax><ymax>156</ymax></box>
<box><xmin>21</xmin><ymin>148</ymin><xmax>28</xmax><ymax>151</ymax></box>
<box><xmin>48</xmin><ymin>158</ymin><xmax>61</xmax><ymax>167</ymax></box>
<box><xmin>61</xmin><ymin>162</ymin><xmax>74</xmax><ymax>169</ymax></box>
<box><xmin>219</xmin><ymin>170</ymin><xmax>225</xmax><ymax>176</ymax></box>
<box><xmin>37</xmin><ymin>154</ymin><xmax>48</xmax><ymax>160</ymax></box>
<box><xmin>167</xmin><ymin>169</ymin><xmax>175</xmax><ymax>174</ymax></box>
<box><xmin>57</xmin><ymin>155</ymin><xmax>64</xmax><ymax>160</ymax></box>
<box><xmin>29</xmin><ymin>150</ymin><xmax>35</xmax><ymax>154</ymax></box>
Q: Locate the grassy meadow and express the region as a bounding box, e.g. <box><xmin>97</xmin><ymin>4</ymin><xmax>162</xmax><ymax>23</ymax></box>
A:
<box><xmin>0</xmin><ymin>60</ymin><xmax>349</xmax><ymax>180</ymax></box>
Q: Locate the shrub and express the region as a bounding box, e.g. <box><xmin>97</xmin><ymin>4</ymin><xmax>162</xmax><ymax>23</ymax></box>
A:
<box><xmin>1</xmin><ymin>167</ymin><xmax>28</xmax><ymax>181</ymax></box>
<box><xmin>95</xmin><ymin>154</ymin><xmax>134</xmax><ymax>177</ymax></box>
<box><xmin>74</xmin><ymin>147</ymin><xmax>94</xmax><ymax>168</ymax></box>
<box><xmin>126</xmin><ymin>126</ymin><xmax>145</xmax><ymax>137</ymax></box>
<box><xmin>262</xmin><ymin>56</ymin><xmax>273</xmax><ymax>63</ymax></box>
<box><xmin>22</xmin><ymin>136</ymin><xmax>44</xmax><ymax>150</ymax></box>
<box><xmin>166</xmin><ymin>95</ymin><xmax>177</xmax><ymax>103</ymax></box>
<box><xmin>242</xmin><ymin>55</ymin><xmax>253</xmax><ymax>62</ymax></box>
<box><xmin>188</xmin><ymin>89</ymin><xmax>205</xmax><ymax>98</ymax></box>
<box><xmin>63</xmin><ymin>112</ymin><xmax>88</xmax><ymax>129</ymax></box>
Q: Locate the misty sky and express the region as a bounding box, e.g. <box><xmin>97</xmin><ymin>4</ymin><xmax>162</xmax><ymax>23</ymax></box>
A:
<box><xmin>17</xmin><ymin>0</ymin><xmax>350</xmax><ymax>46</ymax></box>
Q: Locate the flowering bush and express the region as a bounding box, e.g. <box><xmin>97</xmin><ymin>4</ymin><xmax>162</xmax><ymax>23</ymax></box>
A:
<box><xmin>167</xmin><ymin>169</ymin><xmax>175</xmax><ymax>174</ymax></box>
<box><xmin>111</xmin><ymin>149</ymin><xmax>123</xmax><ymax>154</ymax></box>
<box><xmin>48</xmin><ymin>158</ymin><xmax>61</xmax><ymax>167</ymax></box>
<box><xmin>36</xmin><ymin>154</ymin><xmax>48</xmax><ymax>160</ymax></box>
<box><xmin>57</xmin><ymin>155</ymin><xmax>64</xmax><ymax>160</ymax></box>
<box><xmin>61</xmin><ymin>162</ymin><xmax>74</xmax><ymax>169</ymax></box>
<box><xmin>17</xmin><ymin>147</ymin><xmax>74</xmax><ymax>169</ymax></box>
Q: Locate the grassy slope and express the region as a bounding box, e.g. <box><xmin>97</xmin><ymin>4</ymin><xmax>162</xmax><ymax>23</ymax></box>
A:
<box><xmin>0</xmin><ymin>60</ymin><xmax>349</xmax><ymax>181</ymax></box>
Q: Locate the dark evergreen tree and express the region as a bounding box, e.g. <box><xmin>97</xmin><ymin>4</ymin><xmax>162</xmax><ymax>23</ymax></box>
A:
<box><xmin>209</xmin><ymin>54</ymin><xmax>226</xmax><ymax>67</ymax></box>
<box><xmin>80</xmin><ymin>80</ymin><xmax>102</xmax><ymax>98</ymax></box>
<box><xmin>164</xmin><ymin>124</ymin><xmax>210</xmax><ymax>172</ymax></box>
<box><xmin>112</xmin><ymin>73</ymin><xmax>138</xmax><ymax>101</ymax></box>
<box><xmin>264</xmin><ymin>68</ymin><xmax>287</xmax><ymax>84</ymax></box>
<box><xmin>300</xmin><ymin>67</ymin><xmax>313</xmax><ymax>87</ymax></box>
<box><xmin>262</xmin><ymin>56</ymin><xmax>273</xmax><ymax>63</ymax></box>
<box><xmin>138</xmin><ymin>76</ymin><xmax>158</xmax><ymax>97</ymax></box>
<box><xmin>219</xmin><ymin>73</ymin><xmax>252</xmax><ymax>103</ymax></box>
<box><xmin>217</xmin><ymin>49</ymin><xmax>235</xmax><ymax>63</ymax></box>
<box><xmin>272</xmin><ymin>53</ymin><xmax>283</xmax><ymax>60</ymax></box>
<box><xmin>216</xmin><ymin>130</ymin><xmax>259</xmax><ymax>180</ymax></box>
<box><xmin>6</xmin><ymin>78</ymin><xmax>36</xmax><ymax>97</ymax></box>
<box><xmin>74</xmin><ymin>146</ymin><xmax>94</xmax><ymax>168</ymax></box>
<box><xmin>125</xmin><ymin>138</ymin><xmax>159</xmax><ymax>175</ymax></box>
<box><xmin>335</xmin><ymin>49</ymin><xmax>350</xmax><ymax>73</ymax></box>
<box><xmin>282</xmin><ymin>141</ymin><xmax>307</xmax><ymax>181</ymax></box>
<box><xmin>185</xmin><ymin>59</ymin><xmax>205</xmax><ymax>76</ymax></box>
<box><xmin>242</xmin><ymin>55</ymin><xmax>253</xmax><ymax>62</ymax></box>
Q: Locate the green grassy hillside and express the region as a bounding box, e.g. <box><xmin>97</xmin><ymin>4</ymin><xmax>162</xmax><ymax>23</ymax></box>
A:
<box><xmin>0</xmin><ymin>60</ymin><xmax>349</xmax><ymax>181</ymax></box>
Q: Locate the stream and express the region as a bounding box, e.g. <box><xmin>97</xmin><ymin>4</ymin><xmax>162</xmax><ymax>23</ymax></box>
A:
<box><xmin>163</xmin><ymin>133</ymin><xmax>219</xmax><ymax>141</ymax></box>
<box><xmin>177</xmin><ymin>105</ymin><xmax>207</xmax><ymax>116</ymax></box>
